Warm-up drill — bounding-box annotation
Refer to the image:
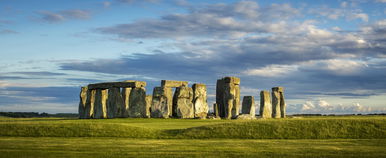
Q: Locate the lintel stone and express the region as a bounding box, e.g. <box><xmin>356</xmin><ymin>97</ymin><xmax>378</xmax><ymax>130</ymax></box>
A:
<box><xmin>161</xmin><ymin>80</ymin><xmax>188</xmax><ymax>88</ymax></box>
<box><xmin>88</xmin><ymin>80</ymin><xmax>146</xmax><ymax>89</ymax></box>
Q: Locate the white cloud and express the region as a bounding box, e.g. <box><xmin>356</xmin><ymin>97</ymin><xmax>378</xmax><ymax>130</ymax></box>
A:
<box><xmin>300</xmin><ymin>59</ymin><xmax>368</xmax><ymax>75</ymax></box>
<box><xmin>243</xmin><ymin>65</ymin><xmax>298</xmax><ymax>77</ymax></box>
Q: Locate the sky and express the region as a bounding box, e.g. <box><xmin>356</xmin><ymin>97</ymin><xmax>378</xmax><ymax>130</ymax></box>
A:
<box><xmin>1</xmin><ymin>0</ymin><xmax>386</xmax><ymax>114</ymax></box>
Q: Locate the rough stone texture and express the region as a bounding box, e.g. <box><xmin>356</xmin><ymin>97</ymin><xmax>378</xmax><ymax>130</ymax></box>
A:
<box><xmin>260</xmin><ymin>91</ymin><xmax>272</xmax><ymax>118</ymax></box>
<box><xmin>151</xmin><ymin>87</ymin><xmax>170</xmax><ymax>118</ymax></box>
<box><xmin>85</xmin><ymin>89</ymin><xmax>96</xmax><ymax>118</ymax></box>
<box><xmin>161</xmin><ymin>80</ymin><xmax>188</xmax><ymax>88</ymax></box>
<box><xmin>271</xmin><ymin>88</ymin><xmax>281</xmax><ymax>118</ymax></box>
<box><xmin>236</xmin><ymin>114</ymin><xmax>256</xmax><ymax>120</ymax></box>
<box><xmin>213</xmin><ymin>103</ymin><xmax>219</xmax><ymax>117</ymax></box>
<box><xmin>128</xmin><ymin>87</ymin><xmax>147</xmax><ymax>118</ymax></box>
<box><xmin>94</xmin><ymin>89</ymin><xmax>108</xmax><ymax>119</ymax></box>
<box><xmin>192</xmin><ymin>84</ymin><xmax>208</xmax><ymax>118</ymax></box>
<box><xmin>107</xmin><ymin>87</ymin><xmax>124</xmax><ymax>118</ymax></box>
<box><xmin>223</xmin><ymin>76</ymin><xmax>240</xmax><ymax>85</ymax></box>
<box><xmin>216</xmin><ymin>79</ymin><xmax>225</xmax><ymax>118</ymax></box>
<box><xmin>173</xmin><ymin>86</ymin><xmax>194</xmax><ymax>118</ymax></box>
<box><xmin>121</xmin><ymin>88</ymin><xmax>132</xmax><ymax>118</ymax></box>
<box><xmin>216</xmin><ymin>77</ymin><xmax>240</xmax><ymax>119</ymax></box>
<box><xmin>242</xmin><ymin>96</ymin><xmax>255</xmax><ymax>116</ymax></box>
<box><xmin>88</xmin><ymin>81</ymin><xmax>146</xmax><ymax>90</ymax></box>
<box><xmin>145</xmin><ymin>95</ymin><xmax>152</xmax><ymax>118</ymax></box>
<box><xmin>78</xmin><ymin>86</ymin><xmax>88</xmax><ymax>119</ymax></box>
<box><xmin>275</xmin><ymin>87</ymin><xmax>286</xmax><ymax>118</ymax></box>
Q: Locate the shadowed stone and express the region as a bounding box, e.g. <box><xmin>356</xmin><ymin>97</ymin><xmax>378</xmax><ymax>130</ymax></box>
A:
<box><xmin>260</xmin><ymin>91</ymin><xmax>272</xmax><ymax>118</ymax></box>
<box><xmin>145</xmin><ymin>95</ymin><xmax>152</xmax><ymax>118</ymax></box>
<box><xmin>107</xmin><ymin>87</ymin><xmax>124</xmax><ymax>118</ymax></box>
<box><xmin>121</xmin><ymin>88</ymin><xmax>132</xmax><ymax>118</ymax></box>
<box><xmin>192</xmin><ymin>83</ymin><xmax>209</xmax><ymax>118</ymax></box>
<box><xmin>272</xmin><ymin>87</ymin><xmax>286</xmax><ymax>118</ymax></box>
<box><xmin>216</xmin><ymin>77</ymin><xmax>240</xmax><ymax>119</ymax></box>
<box><xmin>78</xmin><ymin>86</ymin><xmax>88</xmax><ymax>119</ymax></box>
<box><xmin>85</xmin><ymin>89</ymin><xmax>96</xmax><ymax>118</ymax></box>
<box><xmin>213</xmin><ymin>103</ymin><xmax>219</xmax><ymax>117</ymax></box>
<box><xmin>94</xmin><ymin>89</ymin><xmax>108</xmax><ymax>119</ymax></box>
<box><xmin>128</xmin><ymin>87</ymin><xmax>147</xmax><ymax>118</ymax></box>
<box><xmin>173</xmin><ymin>86</ymin><xmax>194</xmax><ymax>118</ymax></box>
<box><xmin>88</xmin><ymin>81</ymin><xmax>146</xmax><ymax>90</ymax></box>
<box><xmin>272</xmin><ymin>87</ymin><xmax>281</xmax><ymax>118</ymax></box>
<box><xmin>242</xmin><ymin>96</ymin><xmax>255</xmax><ymax>116</ymax></box>
<box><xmin>161</xmin><ymin>80</ymin><xmax>188</xmax><ymax>88</ymax></box>
<box><xmin>151</xmin><ymin>87</ymin><xmax>171</xmax><ymax>118</ymax></box>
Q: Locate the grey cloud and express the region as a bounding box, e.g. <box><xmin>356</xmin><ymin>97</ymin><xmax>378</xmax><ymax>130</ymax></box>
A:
<box><xmin>11</xmin><ymin>71</ymin><xmax>67</xmax><ymax>76</ymax></box>
<box><xmin>37</xmin><ymin>9</ymin><xmax>91</xmax><ymax>23</ymax></box>
<box><xmin>0</xmin><ymin>29</ymin><xmax>19</xmax><ymax>34</ymax></box>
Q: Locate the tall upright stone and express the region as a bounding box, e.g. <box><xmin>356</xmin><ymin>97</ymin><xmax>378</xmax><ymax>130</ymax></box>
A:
<box><xmin>94</xmin><ymin>89</ymin><xmax>108</xmax><ymax>119</ymax></box>
<box><xmin>145</xmin><ymin>95</ymin><xmax>152</xmax><ymax>118</ymax></box>
<box><xmin>213</xmin><ymin>103</ymin><xmax>219</xmax><ymax>117</ymax></box>
<box><xmin>271</xmin><ymin>87</ymin><xmax>283</xmax><ymax>118</ymax></box>
<box><xmin>216</xmin><ymin>76</ymin><xmax>240</xmax><ymax>119</ymax></box>
<box><xmin>107</xmin><ymin>87</ymin><xmax>124</xmax><ymax>118</ymax></box>
<box><xmin>242</xmin><ymin>96</ymin><xmax>255</xmax><ymax>116</ymax></box>
<box><xmin>85</xmin><ymin>89</ymin><xmax>96</xmax><ymax>118</ymax></box>
<box><xmin>121</xmin><ymin>88</ymin><xmax>132</xmax><ymax>118</ymax></box>
<box><xmin>272</xmin><ymin>87</ymin><xmax>286</xmax><ymax>118</ymax></box>
<box><xmin>151</xmin><ymin>87</ymin><xmax>171</xmax><ymax>118</ymax></box>
<box><xmin>161</xmin><ymin>80</ymin><xmax>188</xmax><ymax>117</ymax></box>
<box><xmin>260</xmin><ymin>90</ymin><xmax>272</xmax><ymax>118</ymax></box>
<box><xmin>192</xmin><ymin>83</ymin><xmax>208</xmax><ymax>118</ymax></box>
<box><xmin>173</xmin><ymin>86</ymin><xmax>194</xmax><ymax>118</ymax></box>
<box><xmin>128</xmin><ymin>87</ymin><xmax>147</xmax><ymax>118</ymax></box>
<box><xmin>78</xmin><ymin>86</ymin><xmax>88</xmax><ymax>119</ymax></box>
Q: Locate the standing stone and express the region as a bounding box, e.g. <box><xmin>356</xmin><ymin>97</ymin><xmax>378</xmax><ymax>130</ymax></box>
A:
<box><xmin>192</xmin><ymin>84</ymin><xmax>209</xmax><ymax>118</ymax></box>
<box><xmin>94</xmin><ymin>89</ymin><xmax>108</xmax><ymax>119</ymax></box>
<box><xmin>213</xmin><ymin>103</ymin><xmax>219</xmax><ymax>117</ymax></box>
<box><xmin>121</xmin><ymin>88</ymin><xmax>132</xmax><ymax>118</ymax></box>
<box><xmin>216</xmin><ymin>77</ymin><xmax>240</xmax><ymax>119</ymax></box>
<box><xmin>173</xmin><ymin>86</ymin><xmax>194</xmax><ymax>118</ymax></box>
<box><xmin>216</xmin><ymin>79</ymin><xmax>225</xmax><ymax>118</ymax></box>
<box><xmin>85</xmin><ymin>89</ymin><xmax>96</xmax><ymax>118</ymax></box>
<box><xmin>276</xmin><ymin>87</ymin><xmax>286</xmax><ymax>118</ymax></box>
<box><xmin>271</xmin><ymin>87</ymin><xmax>282</xmax><ymax>118</ymax></box>
<box><xmin>242</xmin><ymin>96</ymin><xmax>255</xmax><ymax>116</ymax></box>
<box><xmin>260</xmin><ymin>91</ymin><xmax>272</xmax><ymax>118</ymax></box>
<box><xmin>128</xmin><ymin>87</ymin><xmax>147</xmax><ymax>118</ymax></box>
<box><xmin>107</xmin><ymin>87</ymin><xmax>124</xmax><ymax>118</ymax></box>
<box><xmin>145</xmin><ymin>95</ymin><xmax>152</xmax><ymax>118</ymax></box>
<box><xmin>151</xmin><ymin>87</ymin><xmax>170</xmax><ymax>118</ymax></box>
<box><xmin>78</xmin><ymin>86</ymin><xmax>88</xmax><ymax>119</ymax></box>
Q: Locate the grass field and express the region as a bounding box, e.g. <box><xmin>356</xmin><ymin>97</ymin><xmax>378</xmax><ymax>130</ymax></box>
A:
<box><xmin>0</xmin><ymin>116</ymin><xmax>385</xmax><ymax>157</ymax></box>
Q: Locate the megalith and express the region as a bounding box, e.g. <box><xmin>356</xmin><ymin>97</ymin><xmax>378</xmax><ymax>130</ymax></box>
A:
<box><xmin>94</xmin><ymin>89</ymin><xmax>108</xmax><ymax>119</ymax></box>
<box><xmin>173</xmin><ymin>86</ymin><xmax>194</xmax><ymax>118</ymax></box>
<box><xmin>272</xmin><ymin>87</ymin><xmax>284</xmax><ymax>118</ymax></box>
<box><xmin>213</xmin><ymin>103</ymin><xmax>219</xmax><ymax>117</ymax></box>
<box><xmin>85</xmin><ymin>89</ymin><xmax>96</xmax><ymax>118</ymax></box>
<box><xmin>260</xmin><ymin>90</ymin><xmax>272</xmax><ymax>118</ymax></box>
<box><xmin>151</xmin><ymin>87</ymin><xmax>171</xmax><ymax>118</ymax></box>
<box><xmin>145</xmin><ymin>95</ymin><xmax>152</xmax><ymax>118</ymax></box>
<box><xmin>78</xmin><ymin>86</ymin><xmax>88</xmax><ymax>119</ymax></box>
<box><xmin>107</xmin><ymin>87</ymin><xmax>124</xmax><ymax>118</ymax></box>
<box><xmin>161</xmin><ymin>80</ymin><xmax>188</xmax><ymax>117</ymax></box>
<box><xmin>216</xmin><ymin>77</ymin><xmax>240</xmax><ymax>119</ymax></box>
<box><xmin>241</xmin><ymin>96</ymin><xmax>255</xmax><ymax>116</ymax></box>
<box><xmin>192</xmin><ymin>83</ymin><xmax>209</xmax><ymax>118</ymax></box>
<box><xmin>128</xmin><ymin>87</ymin><xmax>147</xmax><ymax>118</ymax></box>
<box><xmin>121</xmin><ymin>87</ymin><xmax>132</xmax><ymax>118</ymax></box>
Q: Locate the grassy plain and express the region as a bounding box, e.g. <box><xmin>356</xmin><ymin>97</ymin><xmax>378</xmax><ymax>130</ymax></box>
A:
<box><xmin>0</xmin><ymin>116</ymin><xmax>385</xmax><ymax>157</ymax></box>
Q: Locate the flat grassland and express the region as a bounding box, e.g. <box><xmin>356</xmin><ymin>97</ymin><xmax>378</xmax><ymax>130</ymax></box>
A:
<box><xmin>0</xmin><ymin>116</ymin><xmax>385</xmax><ymax>157</ymax></box>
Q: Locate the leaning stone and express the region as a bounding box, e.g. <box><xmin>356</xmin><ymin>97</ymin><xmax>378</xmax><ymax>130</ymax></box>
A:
<box><xmin>173</xmin><ymin>86</ymin><xmax>194</xmax><ymax>118</ymax></box>
<box><xmin>192</xmin><ymin>83</ymin><xmax>209</xmax><ymax>118</ymax></box>
<box><xmin>128</xmin><ymin>87</ymin><xmax>147</xmax><ymax>118</ymax></box>
<box><xmin>107</xmin><ymin>87</ymin><xmax>124</xmax><ymax>118</ymax></box>
<box><xmin>242</xmin><ymin>96</ymin><xmax>255</xmax><ymax>116</ymax></box>
<box><xmin>85</xmin><ymin>89</ymin><xmax>96</xmax><ymax>118</ymax></box>
<box><xmin>161</xmin><ymin>80</ymin><xmax>188</xmax><ymax>88</ymax></box>
<box><xmin>236</xmin><ymin>114</ymin><xmax>256</xmax><ymax>120</ymax></box>
<box><xmin>121</xmin><ymin>88</ymin><xmax>132</xmax><ymax>118</ymax></box>
<box><xmin>78</xmin><ymin>86</ymin><xmax>88</xmax><ymax>119</ymax></box>
<box><xmin>94</xmin><ymin>89</ymin><xmax>108</xmax><ymax>119</ymax></box>
<box><xmin>260</xmin><ymin>90</ymin><xmax>272</xmax><ymax>118</ymax></box>
<box><xmin>271</xmin><ymin>88</ymin><xmax>281</xmax><ymax>118</ymax></box>
<box><xmin>151</xmin><ymin>87</ymin><xmax>170</xmax><ymax>118</ymax></box>
<box><xmin>145</xmin><ymin>95</ymin><xmax>152</xmax><ymax>118</ymax></box>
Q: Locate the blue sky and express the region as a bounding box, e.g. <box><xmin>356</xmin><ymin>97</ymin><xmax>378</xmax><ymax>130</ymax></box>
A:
<box><xmin>1</xmin><ymin>0</ymin><xmax>386</xmax><ymax>114</ymax></box>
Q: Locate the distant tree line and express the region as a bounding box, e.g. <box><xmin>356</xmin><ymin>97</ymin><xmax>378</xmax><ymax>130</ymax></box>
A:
<box><xmin>0</xmin><ymin>112</ymin><xmax>78</xmax><ymax>118</ymax></box>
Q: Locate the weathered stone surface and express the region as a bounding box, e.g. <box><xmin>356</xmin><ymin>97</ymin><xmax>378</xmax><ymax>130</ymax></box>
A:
<box><xmin>173</xmin><ymin>86</ymin><xmax>194</xmax><ymax>118</ymax></box>
<box><xmin>94</xmin><ymin>89</ymin><xmax>108</xmax><ymax>119</ymax></box>
<box><xmin>128</xmin><ymin>87</ymin><xmax>147</xmax><ymax>118</ymax></box>
<box><xmin>213</xmin><ymin>103</ymin><xmax>219</xmax><ymax>117</ymax></box>
<box><xmin>242</xmin><ymin>96</ymin><xmax>255</xmax><ymax>116</ymax></box>
<box><xmin>88</xmin><ymin>81</ymin><xmax>146</xmax><ymax>90</ymax></box>
<box><xmin>260</xmin><ymin>91</ymin><xmax>272</xmax><ymax>118</ymax></box>
<box><xmin>85</xmin><ymin>89</ymin><xmax>96</xmax><ymax>118</ymax></box>
<box><xmin>78</xmin><ymin>86</ymin><xmax>88</xmax><ymax>119</ymax></box>
<box><xmin>151</xmin><ymin>87</ymin><xmax>170</xmax><ymax>118</ymax></box>
<box><xmin>121</xmin><ymin>88</ymin><xmax>131</xmax><ymax>118</ymax></box>
<box><xmin>145</xmin><ymin>95</ymin><xmax>152</xmax><ymax>118</ymax></box>
<box><xmin>236</xmin><ymin>114</ymin><xmax>256</xmax><ymax>120</ymax></box>
<box><xmin>278</xmin><ymin>87</ymin><xmax>286</xmax><ymax>118</ymax></box>
<box><xmin>107</xmin><ymin>87</ymin><xmax>124</xmax><ymax>118</ymax></box>
<box><xmin>272</xmin><ymin>87</ymin><xmax>284</xmax><ymax>92</ymax></box>
<box><xmin>192</xmin><ymin>83</ymin><xmax>208</xmax><ymax>118</ymax></box>
<box><xmin>216</xmin><ymin>79</ymin><xmax>225</xmax><ymax>118</ymax></box>
<box><xmin>216</xmin><ymin>77</ymin><xmax>241</xmax><ymax>119</ymax></box>
<box><xmin>271</xmin><ymin>88</ymin><xmax>281</xmax><ymax>118</ymax></box>
<box><xmin>161</xmin><ymin>80</ymin><xmax>188</xmax><ymax>88</ymax></box>
<box><xmin>223</xmin><ymin>76</ymin><xmax>240</xmax><ymax>85</ymax></box>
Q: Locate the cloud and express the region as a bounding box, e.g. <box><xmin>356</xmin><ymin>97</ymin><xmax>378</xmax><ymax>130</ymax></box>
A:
<box><xmin>37</xmin><ymin>9</ymin><xmax>91</xmax><ymax>23</ymax></box>
<box><xmin>243</xmin><ymin>65</ymin><xmax>298</xmax><ymax>77</ymax></box>
<box><xmin>0</xmin><ymin>29</ymin><xmax>18</xmax><ymax>34</ymax></box>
